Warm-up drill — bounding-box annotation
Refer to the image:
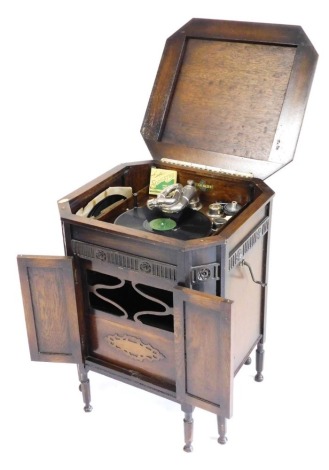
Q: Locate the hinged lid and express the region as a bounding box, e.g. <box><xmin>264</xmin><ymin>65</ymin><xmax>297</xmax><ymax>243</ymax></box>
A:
<box><xmin>141</xmin><ymin>18</ymin><xmax>318</xmax><ymax>179</ymax></box>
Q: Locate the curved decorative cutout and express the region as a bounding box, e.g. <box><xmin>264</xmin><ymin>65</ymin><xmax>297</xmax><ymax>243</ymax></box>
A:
<box><xmin>86</xmin><ymin>270</ymin><xmax>174</xmax><ymax>331</ymax></box>
<box><xmin>89</xmin><ymin>281</ymin><xmax>128</xmax><ymax>318</ymax></box>
<box><xmin>132</xmin><ymin>282</ymin><xmax>172</xmax><ymax>322</ymax></box>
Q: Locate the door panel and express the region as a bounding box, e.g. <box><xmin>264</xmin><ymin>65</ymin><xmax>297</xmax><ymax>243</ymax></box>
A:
<box><xmin>174</xmin><ymin>286</ymin><xmax>233</xmax><ymax>417</ymax></box>
<box><xmin>17</xmin><ymin>255</ymin><xmax>82</xmax><ymax>364</ymax></box>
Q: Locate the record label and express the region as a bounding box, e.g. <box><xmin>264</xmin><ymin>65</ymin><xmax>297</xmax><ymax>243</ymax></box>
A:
<box><xmin>148</xmin><ymin>218</ymin><xmax>177</xmax><ymax>231</ymax></box>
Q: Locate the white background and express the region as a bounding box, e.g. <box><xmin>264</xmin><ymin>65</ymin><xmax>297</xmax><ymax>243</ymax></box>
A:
<box><xmin>1</xmin><ymin>1</ymin><xmax>328</xmax><ymax>469</ymax></box>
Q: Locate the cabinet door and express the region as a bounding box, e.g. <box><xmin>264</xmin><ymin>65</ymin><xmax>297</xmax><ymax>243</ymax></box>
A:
<box><xmin>17</xmin><ymin>255</ymin><xmax>82</xmax><ymax>364</ymax></box>
<box><xmin>174</xmin><ymin>286</ymin><xmax>233</xmax><ymax>418</ymax></box>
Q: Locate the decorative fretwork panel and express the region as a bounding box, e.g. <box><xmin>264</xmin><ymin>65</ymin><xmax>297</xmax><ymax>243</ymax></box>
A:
<box><xmin>87</xmin><ymin>270</ymin><xmax>174</xmax><ymax>332</ymax></box>
<box><xmin>228</xmin><ymin>217</ymin><xmax>270</xmax><ymax>270</ymax></box>
<box><xmin>72</xmin><ymin>240</ymin><xmax>177</xmax><ymax>282</ymax></box>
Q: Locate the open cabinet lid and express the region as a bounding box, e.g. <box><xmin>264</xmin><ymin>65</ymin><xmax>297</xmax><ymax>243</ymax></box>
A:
<box><xmin>141</xmin><ymin>18</ymin><xmax>318</xmax><ymax>180</ymax></box>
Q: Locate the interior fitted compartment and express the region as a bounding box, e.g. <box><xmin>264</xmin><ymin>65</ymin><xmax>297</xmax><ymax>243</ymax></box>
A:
<box><xmin>68</xmin><ymin>161</ymin><xmax>258</xmax><ymax>240</ymax></box>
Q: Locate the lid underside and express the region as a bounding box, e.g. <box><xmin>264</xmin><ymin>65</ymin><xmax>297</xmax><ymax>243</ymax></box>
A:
<box><xmin>141</xmin><ymin>19</ymin><xmax>318</xmax><ymax>179</ymax></box>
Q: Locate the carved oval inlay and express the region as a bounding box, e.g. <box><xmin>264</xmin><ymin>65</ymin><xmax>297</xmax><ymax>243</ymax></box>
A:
<box><xmin>105</xmin><ymin>334</ymin><xmax>165</xmax><ymax>362</ymax></box>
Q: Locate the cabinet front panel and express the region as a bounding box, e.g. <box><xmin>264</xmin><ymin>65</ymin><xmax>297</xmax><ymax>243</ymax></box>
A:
<box><xmin>88</xmin><ymin>314</ymin><xmax>176</xmax><ymax>384</ymax></box>
<box><xmin>174</xmin><ymin>286</ymin><xmax>233</xmax><ymax>416</ymax></box>
<box><xmin>185</xmin><ymin>301</ymin><xmax>225</xmax><ymax>406</ymax></box>
<box><xmin>27</xmin><ymin>266</ymin><xmax>72</xmax><ymax>355</ymax></box>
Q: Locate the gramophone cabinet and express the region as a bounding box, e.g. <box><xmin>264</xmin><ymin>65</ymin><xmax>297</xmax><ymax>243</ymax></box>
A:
<box><xmin>17</xmin><ymin>18</ymin><xmax>317</xmax><ymax>451</ymax></box>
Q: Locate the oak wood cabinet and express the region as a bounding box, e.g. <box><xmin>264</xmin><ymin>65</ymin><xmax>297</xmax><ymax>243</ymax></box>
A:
<box><xmin>17</xmin><ymin>18</ymin><xmax>317</xmax><ymax>451</ymax></box>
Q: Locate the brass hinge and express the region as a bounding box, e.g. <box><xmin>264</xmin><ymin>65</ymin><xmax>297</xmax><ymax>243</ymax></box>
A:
<box><xmin>161</xmin><ymin>158</ymin><xmax>253</xmax><ymax>179</ymax></box>
<box><xmin>73</xmin><ymin>268</ymin><xmax>79</xmax><ymax>285</ymax></box>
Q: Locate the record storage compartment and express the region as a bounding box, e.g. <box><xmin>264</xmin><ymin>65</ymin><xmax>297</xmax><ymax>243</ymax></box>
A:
<box><xmin>17</xmin><ymin>18</ymin><xmax>317</xmax><ymax>451</ymax></box>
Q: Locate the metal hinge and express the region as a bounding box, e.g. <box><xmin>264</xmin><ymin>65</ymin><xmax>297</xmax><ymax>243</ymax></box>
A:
<box><xmin>161</xmin><ymin>158</ymin><xmax>253</xmax><ymax>179</ymax></box>
<box><xmin>190</xmin><ymin>262</ymin><xmax>220</xmax><ymax>284</ymax></box>
<box><xmin>73</xmin><ymin>268</ymin><xmax>79</xmax><ymax>285</ymax></box>
<box><xmin>81</xmin><ymin>334</ymin><xmax>85</xmax><ymax>350</ymax></box>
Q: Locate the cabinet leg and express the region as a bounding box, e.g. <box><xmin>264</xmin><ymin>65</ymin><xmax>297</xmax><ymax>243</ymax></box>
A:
<box><xmin>77</xmin><ymin>364</ymin><xmax>93</xmax><ymax>412</ymax></box>
<box><xmin>255</xmin><ymin>340</ymin><xmax>265</xmax><ymax>382</ymax></box>
<box><xmin>181</xmin><ymin>404</ymin><xmax>194</xmax><ymax>452</ymax></box>
<box><xmin>217</xmin><ymin>415</ymin><xmax>228</xmax><ymax>444</ymax></box>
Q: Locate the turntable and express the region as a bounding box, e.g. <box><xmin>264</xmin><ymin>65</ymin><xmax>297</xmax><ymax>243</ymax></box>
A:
<box><xmin>17</xmin><ymin>19</ymin><xmax>317</xmax><ymax>452</ymax></box>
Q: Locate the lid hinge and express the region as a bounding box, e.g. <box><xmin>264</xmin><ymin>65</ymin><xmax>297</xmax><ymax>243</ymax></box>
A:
<box><xmin>161</xmin><ymin>158</ymin><xmax>253</xmax><ymax>179</ymax></box>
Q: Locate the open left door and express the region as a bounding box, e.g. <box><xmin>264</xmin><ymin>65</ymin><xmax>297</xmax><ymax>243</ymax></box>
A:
<box><xmin>17</xmin><ymin>255</ymin><xmax>83</xmax><ymax>364</ymax></box>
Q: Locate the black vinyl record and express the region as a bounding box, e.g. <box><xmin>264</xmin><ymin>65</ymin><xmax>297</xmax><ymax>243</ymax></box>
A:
<box><xmin>87</xmin><ymin>194</ymin><xmax>126</xmax><ymax>218</ymax></box>
<box><xmin>114</xmin><ymin>206</ymin><xmax>212</xmax><ymax>240</ymax></box>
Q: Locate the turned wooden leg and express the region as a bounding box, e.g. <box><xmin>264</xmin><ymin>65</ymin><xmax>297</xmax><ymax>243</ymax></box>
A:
<box><xmin>181</xmin><ymin>403</ymin><xmax>194</xmax><ymax>452</ymax></box>
<box><xmin>77</xmin><ymin>364</ymin><xmax>93</xmax><ymax>412</ymax></box>
<box><xmin>217</xmin><ymin>415</ymin><xmax>227</xmax><ymax>444</ymax></box>
<box><xmin>255</xmin><ymin>340</ymin><xmax>265</xmax><ymax>382</ymax></box>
